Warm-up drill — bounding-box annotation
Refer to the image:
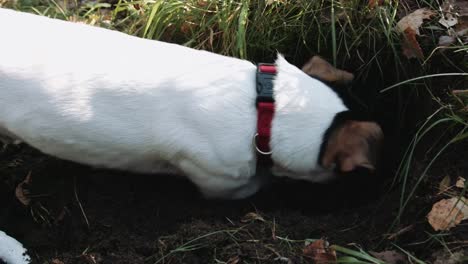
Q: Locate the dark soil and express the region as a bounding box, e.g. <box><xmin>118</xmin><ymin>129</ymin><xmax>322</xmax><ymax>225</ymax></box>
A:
<box><xmin>1</xmin><ymin>134</ymin><xmax>466</xmax><ymax>264</ymax></box>
<box><xmin>0</xmin><ymin>141</ymin><xmax>385</xmax><ymax>264</ymax></box>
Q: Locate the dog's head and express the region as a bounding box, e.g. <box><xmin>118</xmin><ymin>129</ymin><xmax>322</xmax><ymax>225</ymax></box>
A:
<box><xmin>319</xmin><ymin>113</ymin><xmax>383</xmax><ymax>173</ymax></box>
<box><xmin>270</xmin><ymin>55</ymin><xmax>383</xmax><ymax>182</ymax></box>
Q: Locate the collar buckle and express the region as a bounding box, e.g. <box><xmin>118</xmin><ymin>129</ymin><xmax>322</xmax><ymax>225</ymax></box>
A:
<box><xmin>256</xmin><ymin>64</ymin><xmax>276</xmax><ymax>106</ymax></box>
<box><xmin>255</xmin><ymin>63</ymin><xmax>276</xmax><ymax>160</ymax></box>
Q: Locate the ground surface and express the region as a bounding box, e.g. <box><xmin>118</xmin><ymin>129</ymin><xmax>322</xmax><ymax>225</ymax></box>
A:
<box><xmin>0</xmin><ymin>143</ymin><xmax>392</xmax><ymax>263</ymax></box>
<box><xmin>1</xmin><ymin>140</ymin><xmax>466</xmax><ymax>264</ymax></box>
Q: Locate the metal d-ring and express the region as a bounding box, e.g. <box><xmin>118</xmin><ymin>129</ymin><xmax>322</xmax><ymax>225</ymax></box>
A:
<box><xmin>253</xmin><ymin>133</ymin><xmax>273</xmax><ymax>155</ymax></box>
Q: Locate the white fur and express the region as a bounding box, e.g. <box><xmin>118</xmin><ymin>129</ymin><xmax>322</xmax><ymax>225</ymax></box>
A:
<box><xmin>0</xmin><ymin>231</ymin><xmax>30</xmax><ymax>264</ymax></box>
<box><xmin>0</xmin><ymin>8</ymin><xmax>347</xmax><ymax>199</ymax></box>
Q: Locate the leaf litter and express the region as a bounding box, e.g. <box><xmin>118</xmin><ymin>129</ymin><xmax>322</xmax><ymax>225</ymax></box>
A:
<box><xmin>396</xmin><ymin>8</ymin><xmax>436</xmax><ymax>59</ymax></box>
<box><xmin>455</xmin><ymin>177</ymin><xmax>466</xmax><ymax>188</ymax></box>
<box><xmin>438</xmin><ymin>0</ymin><xmax>468</xmax><ymax>46</ymax></box>
<box><xmin>303</xmin><ymin>239</ymin><xmax>337</xmax><ymax>264</ymax></box>
<box><xmin>427</xmin><ymin>197</ymin><xmax>468</xmax><ymax>231</ymax></box>
<box><xmin>15</xmin><ymin>171</ymin><xmax>32</xmax><ymax>206</ymax></box>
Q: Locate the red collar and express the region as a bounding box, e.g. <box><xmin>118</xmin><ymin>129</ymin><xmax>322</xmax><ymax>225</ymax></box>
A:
<box><xmin>255</xmin><ymin>64</ymin><xmax>276</xmax><ymax>164</ymax></box>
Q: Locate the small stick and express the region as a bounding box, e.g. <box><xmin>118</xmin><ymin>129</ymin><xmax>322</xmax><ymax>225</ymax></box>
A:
<box><xmin>73</xmin><ymin>175</ymin><xmax>90</xmax><ymax>230</ymax></box>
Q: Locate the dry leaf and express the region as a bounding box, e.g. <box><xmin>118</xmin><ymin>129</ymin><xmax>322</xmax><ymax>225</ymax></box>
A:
<box><xmin>226</xmin><ymin>256</ymin><xmax>240</xmax><ymax>264</ymax></box>
<box><xmin>438</xmin><ymin>175</ymin><xmax>451</xmax><ymax>193</ymax></box>
<box><xmin>401</xmin><ymin>28</ymin><xmax>425</xmax><ymax>59</ymax></box>
<box><xmin>439</xmin><ymin>16</ymin><xmax>458</xmax><ymax>28</ymax></box>
<box><xmin>456</xmin><ymin>177</ymin><xmax>466</xmax><ymax>188</ymax></box>
<box><xmin>301</xmin><ymin>56</ymin><xmax>354</xmax><ymax>84</ymax></box>
<box><xmin>438</xmin><ymin>0</ymin><xmax>468</xmax><ymax>45</ymax></box>
<box><xmin>303</xmin><ymin>239</ymin><xmax>337</xmax><ymax>264</ymax></box>
<box><xmin>439</xmin><ymin>0</ymin><xmax>458</xmax><ymax>29</ymax></box>
<box><xmin>397</xmin><ymin>8</ymin><xmax>436</xmax><ymax>35</ymax></box>
<box><xmin>15</xmin><ymin>171</ymin><xmax>32</xmax><ymax>206</ymax></box>
<box><xmin>427</xmin><ymin>197</ymin><xmax>468</xmax><ymax>231</ymax></box>
<box><xmin>368</xmin><ymin>0</ymin><xmax>384</xmax><ymax>9</ymax></box>
<box><xmin>396</xmin><ymin>8</ymin><xmax>436</xmax><ymax>35</ymax></box>
<box><xmin>439</xmin><ymin>0</ymin><xmax>468</xmax><ymax>27</ymax></box>
<box><xmin>241</xmin><ymin>212</ymin><xmax>265</xmax><ymax>223</ymax></box>
<box><xmin>396</xmin><ymin>8</ymin><xmax>436</xmax><ymax>59</ymax></box>
<box><xmin>51</xmin><ymin>259</ymin><xmax>65</xmax><ymax>264</ymax></box>
<box><xmin>370</xmin><ymin>251</ymin><xmax>407</xmax><ymax>264</ymax></box>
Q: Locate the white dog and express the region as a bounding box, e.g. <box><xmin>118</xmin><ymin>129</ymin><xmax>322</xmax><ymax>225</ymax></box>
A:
<box><xmin>0</xmin><ymin>8</ymin><xmax>383</xmax><ymax>199</ymax></box>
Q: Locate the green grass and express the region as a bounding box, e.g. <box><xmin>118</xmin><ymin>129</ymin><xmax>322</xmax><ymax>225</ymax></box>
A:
<box><xmin>0</xmin><ymin>0</ymin><xmax>426</xmax><ymax>71</ymax></box>
<box><xmin>1</xmin><ymin>0</ymin><xmax>467</xmax><ymax>262</ymax></box>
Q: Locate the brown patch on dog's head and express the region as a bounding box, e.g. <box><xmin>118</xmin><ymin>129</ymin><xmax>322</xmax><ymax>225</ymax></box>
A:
<box><xmin>322</xmin><ymin>121</ymin><xmax>383</xmax><ymax>172</ymax></box>
<box><xmin>302</xmin><ymin>56</ymin><xmax>354</xmax><ymax>85</ymax></box>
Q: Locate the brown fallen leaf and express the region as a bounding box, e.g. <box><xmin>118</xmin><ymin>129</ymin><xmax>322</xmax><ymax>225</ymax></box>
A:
<box><xmin>401</xmin><ymin>28</ymin><xmax>425</xmax><ymax>59</ymax></box>
<box><xmin>439</xmin><ymin>0</ymin><xmax>468</xmax><ymax>26</ymax></box>
<box><xmin>15</xmin><ymin>171</ymin><xmax>32</xmax><ymax>206</ymax></box>
<box><xmin>396</xmin><ymin>8</ymin><xmax>436</xmax><ymax>35</ymax></box>
<box><xmin>438</xmin><ymin>0</ymin><xmax>468</xmax><ymax>46</ymax></box>
<box><xmin>301</xmin><ymin>56</ymin><xmax>354</xmax><ymax>84</ymax></box>
<box><xmin>396</xmin><ymin>8</ymin><xmax>436</xmax><ymax>59</ymax></box>
<box><xmin>226</xmin><ymin>256</ymin><xmax>240</xmax><ymax>264</ymax></box>
<box><xmin>427</xmin><ymin>197</ymin><xmax>468</xmax><ymax>231</ymax></box>
<box><xmin>303</xmin><ymin>239</ymin><xmax>337</xmax><ymax>264</ymax></box>
<box><xmin>456</xmin><ymin>177</ymin><xmax>466</xmax><ymax>188</ymax></box>
<box><xmin>439</xmin><ymin>0</ymin><xmax>458</xmax><ymax>28</ymax></box>
<box><xmin>368</xmin><ymin>0</ymin><xmax>384</xmax><ymax>9</ymax></box>
<box><xmin>241</xmin><ymin>212</ymin><xmax>265</xmax><ymax>223</ymax></box>
<box><xmin>370</xmin><ymin>250</ymin><xmax>407</xmax><ymax>264</ymax></box>
<box><xmin>51</xmin><ymin>259</ymin><xmax>65</xmax><ymax>264</ymax></box>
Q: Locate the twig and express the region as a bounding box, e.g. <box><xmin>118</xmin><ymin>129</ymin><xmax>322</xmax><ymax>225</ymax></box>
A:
<box><xmin>386</xmin><ymin>225</ymin><xmax>414</xmax><ymax>240</ymax></box>
<box><xmin>73</xmin><ymin>175</ymin><xmax>90</xmax><ymax>230</ymax></box>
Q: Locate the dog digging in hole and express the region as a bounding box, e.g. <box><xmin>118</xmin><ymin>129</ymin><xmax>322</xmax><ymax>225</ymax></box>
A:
<box><xmin>0</xmin><ymin>8</ymin><xmax>383</xmax><ymax>200</ymax></box>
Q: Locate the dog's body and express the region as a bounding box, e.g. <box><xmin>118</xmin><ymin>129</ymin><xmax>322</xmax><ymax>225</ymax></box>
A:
<box><xmin>0</xmin><ymin>8</ymin><xmax>382</xmax><ymax>199</ymax></box>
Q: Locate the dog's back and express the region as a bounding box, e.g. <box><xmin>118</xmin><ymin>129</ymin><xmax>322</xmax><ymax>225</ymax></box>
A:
<box><xmin>0</xmin><ymin>8</ymin><xmax>257</xmax><ymax>176</ymax></box>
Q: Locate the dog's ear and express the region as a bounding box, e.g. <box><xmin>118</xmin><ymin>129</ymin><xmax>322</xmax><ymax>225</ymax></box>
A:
<box><xmin>302</xmin><ymin>56</ymin><xmax>354</xmax><ymax>85</ymax></box>
<box><xmin>322</xmin><ymin>121</ymin><xmax>383</xmax><ymax>172</ymax></box>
